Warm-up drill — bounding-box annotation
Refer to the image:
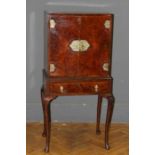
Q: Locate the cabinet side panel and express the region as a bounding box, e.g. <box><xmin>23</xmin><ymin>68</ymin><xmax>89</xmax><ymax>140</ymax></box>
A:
<box><xmin>44</xmin><ymin>12</ymin><xmax>48</xmax><ymax>72</ymax></box>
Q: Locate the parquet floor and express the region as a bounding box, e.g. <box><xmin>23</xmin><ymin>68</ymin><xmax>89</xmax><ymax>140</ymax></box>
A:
<box><xmin>26</xmin><ymin>123</ymin><xmax>128</xmax><ymax>155</ymax></box>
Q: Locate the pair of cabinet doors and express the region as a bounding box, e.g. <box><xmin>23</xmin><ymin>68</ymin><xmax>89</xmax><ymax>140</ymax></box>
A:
<box><xmin>45</xmin><ymin>13</ymin><xmax>113</xmax><ymax>78</ymax></box>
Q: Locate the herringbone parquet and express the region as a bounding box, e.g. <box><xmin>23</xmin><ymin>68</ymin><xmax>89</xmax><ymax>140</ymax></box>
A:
<box><xmin>26</xmin><ymin>123</ymin><xmax>128</xmax><ymax>155</ymax></box>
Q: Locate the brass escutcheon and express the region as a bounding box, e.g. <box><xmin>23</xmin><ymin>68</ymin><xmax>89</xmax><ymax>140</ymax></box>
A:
<box><xmin>69</xmin><ymin>40</ymin><xmax>90</xmax><ymax>52</ymax></box>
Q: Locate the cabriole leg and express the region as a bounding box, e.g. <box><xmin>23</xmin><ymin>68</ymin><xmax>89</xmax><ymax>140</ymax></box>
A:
<box><xmin>105</xmin><ymin>95</ymin><xmax>115</xmax><ymax>150</ymax></box>
<box><xmin>96</xmin><ymin>95</ymin><xmax>103</xmax><ymax>134</ymax></box>
<box><xmin>41</xmin><ymin>88</ymin><xmax>46</xmax><ymax>137</ymax></box>
<box><xmin>43</xmin><ymin>97</ymin><xmax>51</xmax><ymax>153</ymax></box>
<box><xmin>42</xmin><ymin>93</ymin><xmax>57</xmax><ymax>153</ymax></box>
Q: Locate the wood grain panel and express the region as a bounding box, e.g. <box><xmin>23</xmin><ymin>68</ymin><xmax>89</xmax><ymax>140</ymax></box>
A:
<box><xmin>48</xmin><ymin>14</ymin><xmax>80</xmax><ymax>77</ymax></box>
<box><xmin>46</xmin><ymin>14</ymin><xmax>113</xmax><ymax>78</ymax></box>
<box><xmin>78</xmin><ymin>15</ymin><xmax>113</xmax><ymax>77</ymax></box>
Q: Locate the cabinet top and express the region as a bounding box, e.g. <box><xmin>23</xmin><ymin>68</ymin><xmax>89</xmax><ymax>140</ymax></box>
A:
<box><xmin>45</xmin><ymin>12</ymin><xmax>113</xmax><ymax>16</ymax></box>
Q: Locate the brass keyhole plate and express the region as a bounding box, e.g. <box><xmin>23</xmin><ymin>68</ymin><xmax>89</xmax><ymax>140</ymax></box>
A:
<box><xmin>69</xmin><ymin>40</ymin><xmax>90</xmax><ymax>52</ymax></box>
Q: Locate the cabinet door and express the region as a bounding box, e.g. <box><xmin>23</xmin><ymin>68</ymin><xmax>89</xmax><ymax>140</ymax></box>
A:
<box><xmin>78</xmin><ymin>14</ymin><xmax>113</xmax><ymax>77</ymax></box>
<box><xmin>48</xmin><ymin>14</ymin><xmax>80</xmax><ymax>77</ymax></box>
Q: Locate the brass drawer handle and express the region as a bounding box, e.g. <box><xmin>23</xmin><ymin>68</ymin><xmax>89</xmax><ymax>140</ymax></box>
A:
<box><xmin>60</xmin><ymin>86</ymin><xmax>64</xmax><ymax>93</ymax></box>
<box><xmin>94</xmin><ymin>85</ymin><xmax>99</xmax><ymax>92</ymax></box>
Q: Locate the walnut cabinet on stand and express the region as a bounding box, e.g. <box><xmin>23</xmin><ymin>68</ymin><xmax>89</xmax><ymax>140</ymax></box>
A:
<box><xmin>41</xmin><ymin>13</ymin><xmax>115</xmax><ymax>153</ymax></box>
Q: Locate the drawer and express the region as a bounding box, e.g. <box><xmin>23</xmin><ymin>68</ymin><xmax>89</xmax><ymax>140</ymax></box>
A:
<box><xmin>48</xmin><ymin>80</ymin><xmax>112</xmax><ymax>95</ymax></box>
